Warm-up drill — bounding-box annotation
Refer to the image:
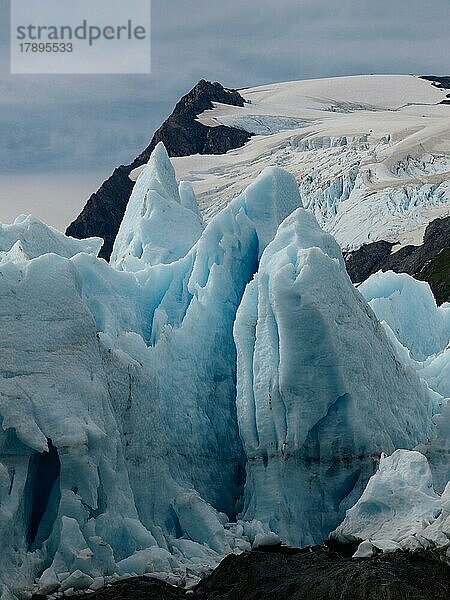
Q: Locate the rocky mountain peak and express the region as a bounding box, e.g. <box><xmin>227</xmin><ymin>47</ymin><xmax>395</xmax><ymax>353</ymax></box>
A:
<box><xmin>66</xmin><ymin>80</ymin><xmax>251</xmax><ymax>259</ymax></box>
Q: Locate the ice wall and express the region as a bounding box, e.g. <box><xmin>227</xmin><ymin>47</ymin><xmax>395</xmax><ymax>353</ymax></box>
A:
<box><xmin>234</xmin><ymin>208</ymin><xmax>434</xmax><ymax>546</ymax></box>
<box><xmin>0</xmin><ymin>152</ymin><xmax>301</xmax><ymax>598</ymax></box>
<box><xmin>0</xmin><ymin>144</ymin><xmax>445</xmax><ymax>597</ymax></box>
<box><xmin>111</xmin><ymin>143</ymin><xmax>204</xmax><ymax>271</ymax></box>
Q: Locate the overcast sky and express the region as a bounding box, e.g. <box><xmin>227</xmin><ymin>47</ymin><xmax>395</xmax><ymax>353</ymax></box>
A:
<box><xmin>1</xmin><ymin>0</ymin><xmax>449</xmax><ymax>229</ymax></box>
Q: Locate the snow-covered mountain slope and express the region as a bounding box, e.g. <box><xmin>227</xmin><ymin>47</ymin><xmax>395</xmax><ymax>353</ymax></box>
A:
<box><xmin>130</xmin><ymin>75</ymin><xmax>450</xmax><ymax>251</ymax></box>
<box><xmin>0</xmin><ymin>144</ymin><xmax>449</xmax><ymax>598</ymax></box>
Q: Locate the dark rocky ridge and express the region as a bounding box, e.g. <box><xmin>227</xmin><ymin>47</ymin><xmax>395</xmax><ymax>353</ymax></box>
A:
<box><xmin>421</xmin><ymin>75</ymin><xmax>450</xmax><ymax>104</ymax></box>
<box><xmin>421</xmin><ymin>75</ymin><xmax>450</xmax><ymax>90</ymax></box>
<box><xmin>42</xmin><ymin>546</ymin><xmax>450</xmax><ymax>600</ymax></box>
<box><xmin>345</xmin><ymin>216</ymin><xmax>450</xmax><ymax>304</ymax></box>
<box><xmin>66</xmin><ymin>80</ymin><xmax>252</xmax><ymax>259</ymax></box>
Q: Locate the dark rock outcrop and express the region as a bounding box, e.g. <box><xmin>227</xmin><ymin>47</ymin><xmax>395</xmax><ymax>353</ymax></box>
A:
<box><xmin>66</xmin><ymin>80</ymin><xmax>251</xmax><ymax>259</ymax></box>
<box><xmin>50</xmin><ymin>547</ymin><xmax>450</xmax><ymax>600</ymax></box>
<box><xmin>344</xmin><ymin>240</ymin><xmax>398</xmax><ymax>283</ymax></box>
<box><xmin>421</xmin><ymin>76</ymin><xmax>450</xmax><ymax>90</ymax></box>
<box><xmin>345</xmin><ymin>216</ymin><xmax>450</xmax><ymax>304</ymax></box>
<box><xmin>421</xmin><ymin>75</ymin><xmax>450</xmax><ymax>104</ymax></box>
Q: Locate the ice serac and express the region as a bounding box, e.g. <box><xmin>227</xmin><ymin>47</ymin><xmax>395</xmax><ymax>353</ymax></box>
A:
<box><xmin>179</xmin><ymin>180</ymin><xmax>201</xmax><ymax>216</ymax></box>
<box><xmin>0</xmin><ymin>156</ymin><xmax>301</xmax><ymax>598</ymax></box>
<box><xmin>110</xmin><ymin>142</ymin><xmax>204</xmax><ymax>272</ymax></box>
<box><xmin>359</xmin><ymin>271</ymin><xmax>450</xmax><ymax>362</ymax></box>
<box><xmin>234</xmin><ymin>208</ymin><xmax>434</xmax><ymax>547</ymax></box>
<box><xmin>332</xmin><ymin>450</ymin><xmax>450</xmax><ymax>558</ymax></box>
<box><xmin>0</xmin><ymin>214</ymin><xmax>102</xmax><ymax>261</ymax></box>
<box><xmin>0</xmin><ymin>255</ymin><xmax>158</xmax><ymax>598</ymax></box>
<box><xmin>357</xmin><ymin>270</ymin><xmax>450</xmax><ymax>405</ymax></box>
<box><xmin>356</xmin><ymin>270</ymin><xmax>450</xmax><ymax>496</ymax></box>
<box><xmin>78</xmin><ymin>162</ymin><xmax>302</xmax><ymax>537</ymax></box>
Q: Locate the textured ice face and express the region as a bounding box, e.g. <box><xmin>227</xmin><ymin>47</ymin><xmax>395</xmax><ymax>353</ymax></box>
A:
<box><xmin>110</xmin><ymin>142</ymin><xmax>205</xmax><ymax>271</ymax></box>
<box><xmin>357</xmin><ymin>270</ymin><xmax>450</xmax><ymax>497</ymax></box>
<box><xmin>359</xmin><ymin>270</ymin><xmax>450</xmax><ymax>361</ymax></box>
<box><xmin>334</xmin><ymin>450</ymin><xmax>441</xmax><ymax>542</ymax></box>
<box><xmin>0</xmin><ymin>214</ymin><xmax>102</xmax><ymax>261</ymax></box>
<box><xmin>0</xmin><ymin>145</ymin><xmax>445</xmax><ymax>597</ymax></box>
<box><xmin>234</xmin><ymin>208</ymin><xmax>434</xmax><ymax>546</ymax></box>
<box><xmin>332</xmin><ymin>449</ymin><xmax>450</xmax><ymax>557</ymax></box>
<box><xmin>0</xmin><ymin>255</ymin><xmax>155</xmax><ymax>598</ymax></box>
<box><xmin>0</xmin><ymin>150</ymin><xmax>302</xmax><ymax>598</ymax></box>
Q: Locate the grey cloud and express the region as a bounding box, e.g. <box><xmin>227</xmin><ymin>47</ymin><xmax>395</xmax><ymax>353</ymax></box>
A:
<box><xmin>0</xmin><ymin>0</ymin><xmax>449</xmax><ymax>174</ymax></box>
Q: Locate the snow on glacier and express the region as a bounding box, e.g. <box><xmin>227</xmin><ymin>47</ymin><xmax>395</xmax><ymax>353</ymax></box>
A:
<box><xmin>233</xmin><ymin>207</ymin><xmax>434</xmax><ymax>547</ymax></box>
<box><xmin>163</xmin><ymin>75</ymin><xmax>450</xmax><ymax>250</ymax></box>
<box><xmin>0</xmin><ymin>142</ymin><xmax>447</xmax><ymax>597</ymax></box>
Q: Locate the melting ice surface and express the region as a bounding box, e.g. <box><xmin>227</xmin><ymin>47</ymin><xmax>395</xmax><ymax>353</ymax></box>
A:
<box><xmin>0</xmin><ymin>143</ymin><xmax>448</xmax><ymax>598</ymax></box>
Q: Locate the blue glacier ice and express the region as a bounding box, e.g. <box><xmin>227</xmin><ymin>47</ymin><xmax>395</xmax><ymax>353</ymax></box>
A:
<box><xmin>359</xmin><ymin>271</ymin><xmax>450</xmax><ymax>361</ymax></box>
<box><xmin>233</xmin><ymin>209</ymin><xmax>434</xmax><ymax>546</ymax></box>
<box><xmin>331</xmin><ymin>272</ymin><xmax>450</xmax><ymax>557</ymax></box>
<box><xmin>358</xmin><ymin>270</ymin><xmax>450</xmax><ymax>496</ymax></box>
<box><xmin>0</xmin><ymin>144</ymin><xmax>446</xmax><ymax>598</ymax></box>
<box><xmin>332</xmin><ymin>449</ymin><xmax>450</xmax><ymax>558</ymax></box>
<box><xmin>0</xmin><ymin>214</ymin><xmax>102</xmax><ymax>262</ymax></box>
<box><xmin>110</xmin><ymin>143</ymin><xmax>204</xmax><ymax>271</ymax></box>
<box><xmin>0</xmin><ymin>147</ymin><xmax>300</xmax><ymax>597</ymax></box>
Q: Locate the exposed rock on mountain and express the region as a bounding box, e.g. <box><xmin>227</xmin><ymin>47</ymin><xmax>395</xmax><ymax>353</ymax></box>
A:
<box><xmin>421</xmin><ymin>75</ymin><xmax>450</xmax><ymax>104</ymax></box>
<box><xmin>421</xmin><ymin>75</ymin><xmax>450</xmax><ymax>89</ymax></box>
<box><xmin>344</xmin><ymin>216</ymin><xmax>450</xmax><ymax>304</ymax></box>
<box><xmin>66</xmin><ymin>80</ymin><xmax>251</xmax><ymax>259</ymax></box>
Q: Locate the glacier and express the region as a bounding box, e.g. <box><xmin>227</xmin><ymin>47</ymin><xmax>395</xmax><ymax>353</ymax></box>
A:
<box><xmin>234</xmin><ymin>209</ymin><xmax>434</xmax><ymax>547</ymax></box>
<box><xmin>111</xmin><ymin>144</ymin><xmax>204</xmax><ymax>272</ymax></box>
<box><xmin>330</xmin><ymin>270</ymin><xmax>450</xmax><ymax>557</ymax></box>
<box><xmin>171</xmin><ymin>75</ymin><xmax>450</xmax><ymax>251</ymax></box>
<box><xmin>0</xmin><ymin>143</ymin><xmax>448</xmax><ymax>598</ymax></box>
<box><xmin>0</xmin><ymin>214</ymin><xmax>102</xmax><ymax>262</ymax></box>
<box><xmin>359</xmin><ymin>271</ymin><xmax>450</xmax><ymax>362</ymax></box>
<box><xmin>332</xmin><ymin>450</ymin><xmax>450</xmax><ymax>558</ymax></box>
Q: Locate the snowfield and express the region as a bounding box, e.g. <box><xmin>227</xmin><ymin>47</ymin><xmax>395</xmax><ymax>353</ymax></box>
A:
<box><xmin>0</xmin><ymin>74</ymin><xmax>449</xmax><ymax>598</ymax></box>
<box><xmin>136</xmin><ymin>75</ymin><xmax>450</xmax><ymax>250</ymax></box>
